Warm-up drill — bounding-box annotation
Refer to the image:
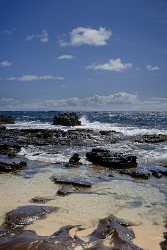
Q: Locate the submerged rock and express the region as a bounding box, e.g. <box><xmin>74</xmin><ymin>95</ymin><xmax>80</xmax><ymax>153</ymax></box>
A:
<box><xmin>0</xmin><ymin>115</ymin><xmax>15</xmax><ymax>125</ymax></box>
<box><xmin>0</xmin><ymin>161</ymin><xmax>26</xmax><ymax>173</ymax></box>
<box><xmin>86</xmin><ymin>148</ymin><xmax>137</xmax><ymax>169</ymax></box>
<box><xmin>30</xmin><ymin>196</ymin><xmax>54</xmax><ymax>204</ymax></box>
<box><xmin>119</xmin><ymin>169</ymin><xmax>151</xmax><ymax>179</ymax></box>
<box><xmin>52</xmin><ymin>176</ymin><xmax>92</xmax><ymax>187</ymax></box>
<box><xmin>53</xmin><ymin>112</ymin><xmax>81</xmax><ymax>126</ymax></box>
<box><xmin>4</xmin><ymin>205</ymin><xmax>58</xmax><ymax>229</ymax></box>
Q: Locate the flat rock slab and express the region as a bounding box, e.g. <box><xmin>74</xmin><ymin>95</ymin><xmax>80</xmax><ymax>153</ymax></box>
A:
<box><xmin>30</xmin><ymin>196</ymin><xmax>54</xmax><ymax>204</ymax></box>
<box><xmin>86</xmin><ymin>148</ymin><xmax>137</xmax><ymax>169</ymax></box>
<box><xmin>4</xmin><ymin>205</ymin><xmax>58</xmax><ymax>229</ymax></box>
<box><xmin>52</xmin><ymin>176</ymin><xmax>93</xmax><ymax>187</ymax></box>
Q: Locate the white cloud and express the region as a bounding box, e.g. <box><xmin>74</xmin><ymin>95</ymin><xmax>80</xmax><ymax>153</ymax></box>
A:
<box><xmin>26</xmin><ymin>30</ymin><xmax>48</xmax><ymax>43</ymax></box>
<box><xmin>0</xmin><ymin>74</ymin><xmax>64</xmax><ymax>81</ymax></box>
<box><xmin>60</xmin><ymin>27</ymin><xmax>112</xmax><ymax>47</ymax></box>
<box><xmin>87</xmin><ymin>58</ymin><xmax>132</xmax><ymax>72</ymax></box>
<box><xmin>1</xmin><ymin>92</ymin><xmax>167</xmax><ymax>111</ymax></box>
<box><xmin>57</xmin><ymin>54</ymin><xmax>74</xmax><ymax>60</ymax></box>
<box><xmin>146</xmin><ymin>65</ymin><xmax>160</xmax><ymax>71</ymax></box>
<box><xmin>0</xmin><ymin>60</ymin><xmax>12</xmax><ymax>67</ymax></box>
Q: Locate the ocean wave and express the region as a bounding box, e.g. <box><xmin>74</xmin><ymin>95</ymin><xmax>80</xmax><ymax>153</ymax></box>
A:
<box><xmin>78</xmin><ymin>116</ymin><xmax>167</xmax><ymax>136</ymax></box>
<box><xmin>6</xmin><ymin>115</ymin><xmax>167</xmax><ymax>136</ymax></box>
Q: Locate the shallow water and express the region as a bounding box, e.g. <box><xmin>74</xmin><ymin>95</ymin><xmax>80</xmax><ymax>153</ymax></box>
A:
<box><xmin>0</xmin><ymin>167</ymin><xmax>166</xmax><ymax>250</ymax></box>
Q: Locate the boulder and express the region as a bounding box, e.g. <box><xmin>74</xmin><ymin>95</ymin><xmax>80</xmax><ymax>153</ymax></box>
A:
<box><xmin>0</xmin><ymin>115</ymin><xmax>15</xmax><ymax>124</ymax></box>
<box><xmin>119</xmin><ymin>169</ymin><xmax>150</xmax><ymax>179</ymax></box>
<box><xmin>86</xmin><ymin>148</ymin><xmax>137</xmax><ymax>169</ymax></box>
<box><xmin>65</xmin><ymin>153</ymin><xmax>81</xmax><ymax>168</ymax></box>
<box><xmin>53</xmin><ymin>112</ymin><xmax>81</xmax><ymax>126</ymax></box>
<box><xmin>0</xmin><ymin>144</ymin><xmax>21</xmax><ymax>157</ymax></box>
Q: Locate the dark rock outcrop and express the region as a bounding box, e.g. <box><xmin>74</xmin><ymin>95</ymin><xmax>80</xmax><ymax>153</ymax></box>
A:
<box><xmin>0</xmin><ymin>161</ymin><xmax>26</xmax><ymax>173</ymax></box>
<box><xmin>0</xmin><ymin>115</ymin><xmax>15</xmax><ymax>124</ymax></box>
<box><xmin>65</xmin><ymin>153</ymin><xmax>81</xmax><ymax>168</ymax></box>
<box><xmin>86</xmin><ymin>148</ymin><xmax>137</xmax><ymax>169</ymax></box>
<box><xmin>53</xmin><ymin>112</ymin><xmax>81</xmax><ymax>126</ymax></box>
<box><xmin>135</xmin><ymin>134</ymin><xmax>167</xmax><ymax>143</ymax></box>
<box><xmin>0</xmin><ymin>144</ymin><xmax>21</xmax><ymax>157</ymax></box>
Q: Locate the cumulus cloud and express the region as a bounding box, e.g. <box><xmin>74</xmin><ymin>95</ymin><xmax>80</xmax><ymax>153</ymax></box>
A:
<box><xmin>26</xmin><ymin>30</ymin><xmax>48</xmax><ymax>43</ymax></box>
<box><xmin>60</xmin><ymin>27</ymin><xmax>112</xmax><ymax>47</ymax></box>
<box><xmin>87</xmin><ymin>58</ymin><xmax>132</xmax><ymax>72</ymax></box>
<box><xmin>0</xmin><ymin>74</ymin><xmax>64</xmax><ymax>81</ymax></box>
<box><xmin>0</xmin><ymin>92</ymin><xmax>140</xmax><ymax>110</ymax></box>
<box><xmin>0</xmin><ymin>60</ymin><xmax>12</xmax><ymax>67</ymax></box>
<box><xmin>146</xmin><ymin>65</ymin><xmax>160</xmax><ymax>71</ymax></box>
<box><xmin>57</xmin><ymin>54</ymin><xmax>74</xmax><ymax>60</ymax></box>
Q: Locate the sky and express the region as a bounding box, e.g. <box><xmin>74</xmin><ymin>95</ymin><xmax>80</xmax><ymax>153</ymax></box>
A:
<box><xmin>0</xmin><ymin>0</ymin><xmax>167</xmax><ymax>111</ymax></box>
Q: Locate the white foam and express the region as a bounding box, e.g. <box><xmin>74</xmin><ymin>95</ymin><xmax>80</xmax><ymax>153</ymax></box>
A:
<box><xmin>6</xmin><ymin>116</ymin><xmax>167</xmax><ymax>136</ymax></box>
<box><xmin>78</xmin><ymin>116</ymin><xmax>167</xmax><ymax>136</ymax></box>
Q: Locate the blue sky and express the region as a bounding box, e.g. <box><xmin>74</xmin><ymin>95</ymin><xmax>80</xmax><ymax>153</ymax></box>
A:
<box><xmin>0</xmin><ymin>0</ymin><xmax>167</xmax><ymax>110</ymax></box>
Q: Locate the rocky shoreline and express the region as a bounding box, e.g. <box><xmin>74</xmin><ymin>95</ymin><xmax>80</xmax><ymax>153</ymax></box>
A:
<box><xmin>0</xmin><ymin>113</ymin><xmax>167</xmax><ymax>249</ymax></box>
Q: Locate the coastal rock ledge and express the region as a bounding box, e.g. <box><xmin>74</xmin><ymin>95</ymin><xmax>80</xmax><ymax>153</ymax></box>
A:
<box><xmin>53</xmin><ymin>112</ymin><xmax>81</xmax><ymax>126</ymax></box>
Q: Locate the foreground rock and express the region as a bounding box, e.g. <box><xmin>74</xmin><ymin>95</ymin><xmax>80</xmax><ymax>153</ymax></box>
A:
<box><xmin>86</xmin><ymin>148</ymin><xmax>137</xmax><ymax>169</ymax></box>
<box><xmin>0</xmin><ymin>215</ymin><xmax>143</xmax><ymax>250</ymax></box>
<box><xmin>52</xmin><ymin>176</ymin><xmax>92</xmax><ymax>187</ymax></box>
<box><xmin>0</xmin><ymin>161</ymin><xmax>26</xmax><ymax>173</ymax></box>
<box><xmin>65</xmin><ymin>153</ymin><xmax>81</xmax><ymax>168</ymax></box>
<box><xmin>119</xmin><ymin>169</ymin><xmax>151</xmax><ymax>179</ymax></box>
<box><xmin>0</xmin><ymin>226</ymin><xmax>83</xmax><ymax>250</ymax></box>
<box><xmin>3</xmin><ymin>205</ymin><xmax>58</xmax><ymax>230</ymax></box>
<box><xmin>0</xmin><ymin>115</ymin><xmax>15</xmax><ymax>125</ymax></box>
<box><xmin>53</xmin><ymin>112</ymin><xmax>81</xmax><ymax>126</ymax></box>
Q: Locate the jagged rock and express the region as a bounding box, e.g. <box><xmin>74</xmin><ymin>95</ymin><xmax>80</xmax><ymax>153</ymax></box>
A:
<box><xmin>135</xmin><ymin>134</ymin><xmax>167</xmax><ymax>143</ymax></box>
<box><xmin>4</xmin><ymin>205</ymin><xmax>58</xmax><ymax>229</ymax></box>
<box><xmin>90</xmin><ymin>215</ymin><xmax>135</xmax><ymax>241</ymax></box>
<box><xmin>0</xmin><ymin>161</ymin><xmax>26</xmax><ymax>173</ymax></box>
<box><xmin>0</xmin><ymin>225</ymin><xmax>84</xmax><ymax>250</ymax></box>
<box><xmin>53</xmin><ymin>112</ymin><xmax>81</xmax><ymax>126</ymax></box>
<box><xmin>0</xmin><ymin>115</ymin><xmax>15</xmax><ymax>125</ymax></box>
<box><xmin>86</xmin><ymin>148</ymin><xmax>137</xmax><ymax>169</ymax></box>
<box><xmin>52</xmin><ymin>176</ymin><xmax>92</xmax><ymax>187</ymax></box>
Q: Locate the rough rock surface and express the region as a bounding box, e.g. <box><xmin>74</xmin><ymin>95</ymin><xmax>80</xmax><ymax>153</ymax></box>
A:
<box><xmin>86</xmin><ymin>148</ymin><xmax>137</xmax><ymax>169</ymax></box>
<box><xmin>3</xmin><ymin>205</ymin><xmax>58</xmax><ymax>229</ymax></box>
<box><xmin>53</xmin><ymin>112</ymin><xmax>81</xmax><ymax>126</ymax></box>
<box><xmin>52</xmin><ymin>176</ymin><xmax>93</xmax><ymax>187</ymax></box>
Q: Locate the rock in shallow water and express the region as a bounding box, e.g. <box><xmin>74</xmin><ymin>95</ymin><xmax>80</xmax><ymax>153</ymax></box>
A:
<box><xmin>86</xmin><ymin>148</ymin><xmax>137</xmax><ymax>169</ymax></box>
<box><xmin>0</xmin><ymin>215</ymin><xmax>143</xmax><ymax>250</ymax></box>
<box><xmin>4</xmin><ymin>205</ymin><xmax>58</xmax><ymax>229</ymax></box>
<box><xmin>52</xmin><ymin>176</ymin><xmax>93</xmax><ymax>187</ymax></box>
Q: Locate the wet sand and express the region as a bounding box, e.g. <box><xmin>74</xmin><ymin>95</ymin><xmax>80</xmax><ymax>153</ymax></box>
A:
<box><xmin>0</xmin><ymin>169</ymin><xmax>166</xmax><ymax>250</ymax></box>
